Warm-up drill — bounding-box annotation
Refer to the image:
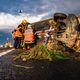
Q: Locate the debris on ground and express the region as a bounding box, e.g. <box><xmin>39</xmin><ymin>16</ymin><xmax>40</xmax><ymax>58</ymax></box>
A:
<box><xmin>13</xmin><ymin>45</ymin><xmax>70</xmax><ymax>61</ymax></box>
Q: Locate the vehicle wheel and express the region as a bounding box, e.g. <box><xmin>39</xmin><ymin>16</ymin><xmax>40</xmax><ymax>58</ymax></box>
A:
<box><xmin>54</xmin><ymin>13</ymin><xmax>67</xmax><ymax>22</ymax></box>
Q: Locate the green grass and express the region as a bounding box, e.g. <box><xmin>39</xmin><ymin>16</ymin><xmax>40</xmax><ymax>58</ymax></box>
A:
<box><xmin>39</xmin><ymin>45</ymin><xmax>70</xmax><ymax>60</ymax></box>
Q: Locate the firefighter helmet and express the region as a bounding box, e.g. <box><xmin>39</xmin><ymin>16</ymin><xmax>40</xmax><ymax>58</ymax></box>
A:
<box><xmin>22</xmin><ymin>19</ymin><xmax>27</xmax><ymax>24</ymax></box>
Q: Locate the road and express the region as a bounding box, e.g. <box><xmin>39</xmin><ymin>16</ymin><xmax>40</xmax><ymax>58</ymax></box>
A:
<box><xmin>0</xmin><ymin>49</ymin><xmax>80</xmax><ymax>80</ymax></box>
<box><xmin>0</xmin><ymin>49</ymin><xmax>14</xmax><ymax>57</ymax></box>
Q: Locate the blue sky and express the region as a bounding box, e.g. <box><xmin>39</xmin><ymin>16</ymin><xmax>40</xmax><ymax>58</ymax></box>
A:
<box><xmin>0</xmin><ymin>0</ymin><xmax>80</xmax><ymax>30</ymax></box>
<box><xmin>0</xmin><ymin>0</ymin><xmax>80</xmax><ymax>14</ymax></box>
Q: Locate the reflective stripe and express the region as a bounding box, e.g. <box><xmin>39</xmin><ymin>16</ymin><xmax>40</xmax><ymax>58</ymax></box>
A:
<box><xmin>16</xmin><ymin>36</ymin><xmax>22</xmax><ymax>37</ymax></box>
<box><xmin>24</xmin><ymin>41</ymin><xmax>34</xmax><ymax>43</ymax></box>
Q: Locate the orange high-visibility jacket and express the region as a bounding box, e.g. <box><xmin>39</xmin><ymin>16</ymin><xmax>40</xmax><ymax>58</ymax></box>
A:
<box><xmin>15</xmin><ymin>28</ymin><xmax>22</xmax><ymax>37</ymax></box>
<box><xmin>24</xmin><ymin>28</ymin><xmax>34</xmax><ymax>42</ymax></box>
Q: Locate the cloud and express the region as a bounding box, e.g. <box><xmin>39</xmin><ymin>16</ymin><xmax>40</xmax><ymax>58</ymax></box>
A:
<box><xmin>0</xmin><ymin>13</ymin><xmax>21</xmax><ymax>29</ymax></box>
<box><xmin>0</xmin><ymin>12</ymin><xmax>49</xmax><ymax>30</ymax></box>
<box><xmin>0</xmin><ymin>0</ymin><xmax>80</xmax><ymax>31</ymax></box>
<box><xmin>0</xmin><ymin>0</ymin><xmax>80</xmax><ymax>16</ymax></box>
<box><xmin>1</xmin><ymin>0</ymin><xmax>80</xmax><ymax>15</ymax></box>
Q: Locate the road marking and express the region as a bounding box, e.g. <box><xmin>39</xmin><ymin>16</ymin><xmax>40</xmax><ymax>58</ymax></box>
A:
<box><xmin>0</xmin><ymin>49</ymin><xmax>14</xmax><ymax>57</ymax></box>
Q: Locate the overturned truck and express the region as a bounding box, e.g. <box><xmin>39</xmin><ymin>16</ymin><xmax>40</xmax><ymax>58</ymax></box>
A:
<box><xmin>53</xmin><ymin>13</ymin><xmax>80</xmax><ymax>52</ymax></box>
<box><xmin>33</xmin><ymin>13</ymin><xmax>80</xmax><ymax>52</ymax></box>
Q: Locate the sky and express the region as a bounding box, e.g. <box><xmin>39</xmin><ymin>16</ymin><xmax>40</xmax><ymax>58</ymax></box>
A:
<box><xmin>0</xmin><ymin>0</ymin><xmax>80</xmax><ymax>30</ymax></box>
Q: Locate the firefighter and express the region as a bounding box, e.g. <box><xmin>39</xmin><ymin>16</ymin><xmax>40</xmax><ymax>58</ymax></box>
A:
<box><xmin>12</xmin><ymin>29</ymin><xmax>16</xmax><ymax>48</ymax></box>
<box><xmin>13</xmin><ymin>27</ymin><xmax>23</xmax><ymax>49</ymax></box>
<box><xmin>12</xmin><ymin>19</ymin><xmax>30</xmax><ymax>49</ymax></box>
<box><xmin>4</xmin><ymin>38</ymin><xmax>13</xmax><ymax>48</ymax></box>
<box><xmin>23</xmin><ymin>24</ymin><xmax>34</xmax><ymax>50</ymax></box>
<box><xmin>18</xmin><ymin>19</ymin><xmax>30</xmax><ymax>33</ymax></box>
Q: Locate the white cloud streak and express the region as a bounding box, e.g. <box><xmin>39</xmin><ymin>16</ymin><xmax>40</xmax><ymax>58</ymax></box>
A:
<box><xmin>0</xmin><ymin>12</ymin><xmax>49</xmax><ymax>30</ymax></box>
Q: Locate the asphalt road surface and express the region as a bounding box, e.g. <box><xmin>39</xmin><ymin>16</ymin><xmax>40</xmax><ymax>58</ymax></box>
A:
<box><xmin>0</xmin><ymin>49</ymin><xmax>80</xmax><ymax>80</ymax></box>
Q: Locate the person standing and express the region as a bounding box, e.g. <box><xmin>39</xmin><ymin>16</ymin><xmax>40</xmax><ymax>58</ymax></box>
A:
<box><xmin>23</xmin><ymin>24</ymin><xmax>34</xmax><ymax>50</ymax></box>
<box><xmin>12</xmin><ymin>19</ymin><xmax>29</xmax><ymax>49</ymax></box>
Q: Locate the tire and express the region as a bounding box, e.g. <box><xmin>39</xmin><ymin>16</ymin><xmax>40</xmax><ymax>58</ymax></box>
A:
<box><xmin>54</xmin><ymin>13</ymin><xmax>67</xmax><ymax>22</ymax></box>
